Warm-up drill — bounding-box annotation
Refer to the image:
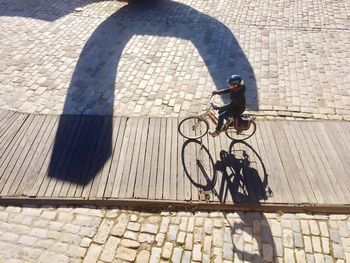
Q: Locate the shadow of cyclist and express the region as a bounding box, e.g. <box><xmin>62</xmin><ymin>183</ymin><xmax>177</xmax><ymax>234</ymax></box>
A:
<box><xmin>181</xmin><ymin>139</ymin><xmax>276</xmax><ymax>261</ymax></box>
<box><xmin>181</xmin><ymin>139</ymin><xmax>272</xmax><ymax>203</ymax></box>
<box><xmin>215</xmin><ymin>145</ymin><xmax>272</xmax><ymax>204</ymax></box>
<box><xmin>223</xmin><ymin>211</ymin><xmax>277</xmax><ymax>262</ymax></box>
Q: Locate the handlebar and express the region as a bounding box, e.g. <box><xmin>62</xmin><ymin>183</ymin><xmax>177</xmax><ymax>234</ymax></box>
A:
<box><xmin>209</xmin><ymin>93</ymin><xmax>219</xmax><ymax>109</ymax></box>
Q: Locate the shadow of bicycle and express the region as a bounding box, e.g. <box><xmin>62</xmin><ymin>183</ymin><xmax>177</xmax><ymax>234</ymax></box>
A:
<box><xmin>181</xmin><ymin>139</ymin><xmax>276</xmax><ymax>261</ymax></box>
<box><xmin>181</xmin><ymin>139</ymin><xmax>272</xmax><ymax>203</ymax></box>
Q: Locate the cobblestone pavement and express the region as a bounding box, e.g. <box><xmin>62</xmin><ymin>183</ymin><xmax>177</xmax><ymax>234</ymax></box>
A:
<box><xmin>0</xmin><ymin>205</ymin><xmax>349</xmax><ymax>263</ymax></box>
<box><xmin>0</xmin><ymin>0</ymin><xmax>350</xmax><ymax>120</ymax></box>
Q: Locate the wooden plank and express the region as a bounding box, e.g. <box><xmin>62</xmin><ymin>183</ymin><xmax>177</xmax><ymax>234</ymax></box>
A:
<box><xmin>241</xmin><ymin>136</ymin><xmax>264</xmax><ymax>203</ymax></box>
<box><xmin>296</xmin><ymin>122</ymin><xmax>340</xmax><ymax>204</ymax></box>
<box><xmin>286</xmin><ymin>122</ymin><xmax>329</xmax><ymax>204</ymax></box>
<box><xmin>29</xmin><ymin>116</ymin><xmax>76</xmax><ymax>197</ymax></box>
<box><xmin>103</xmin><ymin>117</ymin><xmax>127</xmax><ymax>198</ymax></box>
<box><xmin>227</xmin><ymin>132</ymin><xmax>245</xmax><ymax>205</ymax></box>
<box><xmin>162</xmin><ymin>118</ymin><xmax>173</xmax><ymax>200</ymax></box>
<box><xmin>81</xmin><ymin>116</ymin><xmax>113</xmax><ymax>198</ymax></box>
<box><xmin>147</xmin><ymin>118</ymin><xmax>161</xmax><ymax>199</ymax></box>
<box><xmin>42</xmin><ymin>116</ymin><xmax>85</xmax><ymax>197</ymax></box>
<box><xmin>69</xmin><ymin>116</ymin><xmax>108</xmax><ymax>197</ymax></box>
<box><xmin>135</xmin><ymin>118</ymin><xmax>155</xmax><ymax>199</ymax></box>
<box><xmin>227</xmin><ymin>134</ymin><xmax>245</xmax><ymax>204</ymax></box>
<box><xmin>324</xmin><ymin>123</ymin><xmax>350</xmax><ymax>180</ymax></box>
<box><xmin>206</xmin><ymin>134</ymin><xmax>217</xmax><ymax>203</ymax></box>
<box><xmin>0</xmin><ymin>110</ymin><xmax>10</xmax><ymax>123</ymax></box>
<box><xmin>197</xmin><ymin>134</ymin><xmax>217</xmax><ymax>203</ymax></box>
<box><xmin>122</xmin><ymin>117</ymin><xmax>144</xmax><ymax>198</ymax></box>
<box><xmin>25</xmin><ymin>117</ymin><xmax>59</xmax><ymax>197</ymax></box>
<box><xmin>59</xmin><ymin>116</ymin><xmax>96</xmax><ymax>197</ymax></box>
<box><xmin>311</xmin><ymin>122</ymin><xmax>350</xmax><ymax>198</ymax></box>
<box><xmin>246</xmin><ymin>131</ymin><xmax>271</xmax><ymax>203</ymax></box>
<box><xmin>7</xmin><ymin>115</ymin><xmax>51</xmax><ymax>196</ymax></box>
<box><xmin>176</xmin><ymin>118</ymin><xmax>185</xmax><ymax>201</ymax></box>
<box><xmin>21</xmin><ymin>115</ymin><xmax>59</xmax><ymax>196</ymax></box>
<box><xmin>0</xmin><ymin>115</ymin><xmax>34</xmax><ymax>193</ymax></box>
<box><xmin>302</xmin><ymin>121</ymin><xmax>347</xmax><ymax>203</ymax></box>
<box><xmin>217</xmin><ymin>135</ymin><xmax>234</xmax><ymax>204</ymax></box>
<box><xmin>0</xmin><ymin>113</ymin><xmax>21</xmax><ymax>162</ymax></box>
<box><xmin>117</xmin><ymin>118</ymin><xmax>139</xmax><ymax>198</ymax></box>
<box><xmin>39</xmin><ymin>116</ymin><xmax>83</xmax><ymax>197</ymax></box>
<box><xmin>156</xmin><ymin>118</ymin><xmax>167</xmax><ymax>200</ymax></box>
<box><xmin>1</xmin><ymin>114</ymin><xmax>42</xmax><ymax>195</ymax></box>
<box><xmin>132</xmin><ymin>118</ymin><xmax>150</xmax><ymax>199</ymax></box>
<box><xmin>0</xmin><ymin>111</ymin><xmax>15</xmax><ymax>135</ymax></box>
<box><xmin>233</xmin><ymin>138</ymin><xmax>255</xmax><ymax>203</ymax></box>
<box><xmin>0</xmin><ymin>110</ymin><xmax>13</xmax><ymax>125</ymax></box>
<box><xmin>183</xmin><ymin>122</ymin><xmax>200</xmax><ymax>201</ymax></box>
<box><xmin>280</xmin><ymin>122</ymin><xmax>317</xmax><ymax>203</ymax></box>
<box><xmin>339</xmin><ymin>122</ymin><xmax>350</xmax><ymax>138</ymax></box>
<box><xmin>158</xmin><ymin>118</ymin><xmax>169</xmax><ymax>199</ymax></box>
<box><xmin>252</xmin><ymin>121</ymin><xmax>281</xmax><ymax>203</ymax></box>
<box><xmin>118</xmin><ymin>118</ymin><xmax>139</xmax><ymax>198</ymax></box>
<box><xmin>170</xmin><ymin>118</ymin><xmax>178</xmax><ymax>200</ymax></box>
<box><xmin>0</xmin><ymin>112</ymin><xmax>16</xmax><ymax>142</ymax></box>
<box><xmin>180</xmin><ymin>121</ymin><xmax>192</xmax><ymax>201</ymax></box>
<box><xmin>111</xmin><ymin>117</ymin><xmax>134</xmax><ymax>198</ymax></box>
<box><xmin>334</xmin><ymin>122</ymin><xmax>350</xmax><ymax>155</ymax></box>
<box><xmin>207</xmin><ymin>134</ymin><xmax>220</xmax><ymax>202</ymax></box>
<box><xmin>259</xmin><ymin>121</ymin><xmax>294</xmax><ymax>203</ymax></box>
<box><xmin>189</xmin><ymin>139</ymin><xmax>199</xmax><ymax>201</ymax></box>
<box><xmin>127</xmin><ymin>118</ymin><xmax>148</xmax><ymax>198</ymax></box>
<box><xmin>269</xmin><ymin>122</ymin><xmax>307</xmax><ymax>203</ymax></box>
<box><xmin>180</xmin><ymin>119</ymin><xmax>193</xmax><ymax>201</ymax></box>
<box><xmin>0</xmin><ymin>114</ymin><xmax>28</xmax><ymax>160</ymax></box>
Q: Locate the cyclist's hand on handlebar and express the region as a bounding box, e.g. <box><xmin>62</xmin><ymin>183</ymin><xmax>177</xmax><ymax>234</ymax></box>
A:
<box><xmin>211</xmin><ymin>103</ymin><xmax>220</xmax><ymax>110</ymax></box>
<box><xmin>211</xmin><ymin>90</ymin><xmax>217</xmax><ymax>95</ymax></box>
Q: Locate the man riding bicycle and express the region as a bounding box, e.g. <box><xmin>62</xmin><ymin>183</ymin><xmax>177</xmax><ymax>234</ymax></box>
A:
<box><xmin>209</xmin><ymin>74</ymin><xmax>246</xmax><ymax>137</ymax></box>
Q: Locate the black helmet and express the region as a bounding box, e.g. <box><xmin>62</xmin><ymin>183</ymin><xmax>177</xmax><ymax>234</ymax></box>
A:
<box><xmin>227</xmin><ymin>74</ymin><xmax>242</xmax><ymax>85</ymax></box>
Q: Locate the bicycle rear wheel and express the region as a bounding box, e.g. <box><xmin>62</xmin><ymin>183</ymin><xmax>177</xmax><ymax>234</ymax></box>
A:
<box><xmin>178</xmin><ymin>116</ymin><xmax>209</xmax><ymax>139</ymax></box>
<box><xmin>225</xmin><ymin>121</ymin><xmax>256</xmax><ymax>141</ymax></box>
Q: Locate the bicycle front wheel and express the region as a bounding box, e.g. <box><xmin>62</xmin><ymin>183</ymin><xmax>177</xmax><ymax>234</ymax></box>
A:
<box><xmin>178</xmin><ymin>116</ymin><xmax>209</xmax><ymax>139</ymax></box>
<box><xmin>225</xmin><ymin>121</ymin><xmax>256</xmax><ymax>141</ymax></box>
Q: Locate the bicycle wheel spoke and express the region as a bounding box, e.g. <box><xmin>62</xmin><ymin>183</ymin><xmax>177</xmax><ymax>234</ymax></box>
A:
<box><xmin>226</xmin><ymin>121</ymin><xmax>256</xmax><ymax>141</ymax></box>
<box><xmin>178</xmin><ymin>116</ymin><xmax>209</xmax><ymax>139</ymax></box>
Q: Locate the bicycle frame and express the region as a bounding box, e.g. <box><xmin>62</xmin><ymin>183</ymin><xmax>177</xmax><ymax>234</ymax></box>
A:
<box><xmin>200</xmin><ymin>106</ymin><xmax>218</xmax><ymax>126</ymax></box>
<box><xmin>178</xmin><ymin>94</ymin><xmax>256</xmax><ymax>141</ymax></box>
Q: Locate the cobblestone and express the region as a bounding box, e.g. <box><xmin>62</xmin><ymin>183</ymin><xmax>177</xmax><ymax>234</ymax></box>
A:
<box><xmin>0</xmin><ymin>204</ymin><xmax>350</xmax><ymax>262</ymax></box>
<box><xmin>0</xmin><ymin>0</ymin><xmax>349</xmax><ymax>120</ymax></box>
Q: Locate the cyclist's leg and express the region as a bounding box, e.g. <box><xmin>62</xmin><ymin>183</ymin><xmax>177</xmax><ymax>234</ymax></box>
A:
<box><xmin>217</xmin><ymin>110</ymin><xmax>233</xmax><ymax>131</ymax></box>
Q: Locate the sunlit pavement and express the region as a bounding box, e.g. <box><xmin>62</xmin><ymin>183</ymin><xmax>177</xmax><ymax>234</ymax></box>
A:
<box><xmin>0</xmin><ymin>0</ymin><xmax>349</xmax><ymax>119</ymax></box>
<box><xmin>0</xmin><ymin>206</ymin><xmax>349</xmax><ymax>262</ymax></box>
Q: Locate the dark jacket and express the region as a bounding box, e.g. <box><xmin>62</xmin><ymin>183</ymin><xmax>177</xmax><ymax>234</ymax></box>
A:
<box><xmin>216</xmin><ymin>85</ymin><xmax>246</xmax><ymax>115</ymax></box>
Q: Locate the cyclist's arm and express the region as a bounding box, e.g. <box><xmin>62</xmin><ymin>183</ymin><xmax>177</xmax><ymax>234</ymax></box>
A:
<box><xmin>217</xmin><ymin>101</ymin><xmax>234</xmax><ymax>111</ymax></box>
<box><xmin>215</xmin><ymin>88</ymin><xmax>231</xmax><ymax>95</ymax></box>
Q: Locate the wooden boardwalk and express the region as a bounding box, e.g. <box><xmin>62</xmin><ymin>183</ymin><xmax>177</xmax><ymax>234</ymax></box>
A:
<box><xmin>0</xmin><ymin>110</ymin><xmax>349</xmax><ymax>210</ymax></box>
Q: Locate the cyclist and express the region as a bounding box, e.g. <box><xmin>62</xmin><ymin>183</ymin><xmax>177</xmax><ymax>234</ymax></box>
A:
<box><xmin>209</xmin><ymin>74</ymin><xmax>246</xmax><ymax>137</ymax></box>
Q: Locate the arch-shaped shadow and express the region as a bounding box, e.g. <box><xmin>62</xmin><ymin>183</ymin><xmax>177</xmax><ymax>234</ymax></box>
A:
<box><xmin>47</xmin><ymin>0</ymin><xmax>258</xmax><ymax>186</ymax></box>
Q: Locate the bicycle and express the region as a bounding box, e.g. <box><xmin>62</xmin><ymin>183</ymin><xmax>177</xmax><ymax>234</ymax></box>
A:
<box><xmin>178</xmin><ymin>95</ymin><xmax>256</xmax><ymax>141</ymax></box>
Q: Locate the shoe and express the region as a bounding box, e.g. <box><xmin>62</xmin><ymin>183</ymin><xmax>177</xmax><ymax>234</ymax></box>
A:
<box><xmin>209</xmin><ymin>130</ymin><xmax>220</xmax><ymax>137</ymax></box>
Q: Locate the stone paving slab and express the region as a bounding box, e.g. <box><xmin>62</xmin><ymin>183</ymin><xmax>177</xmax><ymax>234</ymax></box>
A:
<box><xmin>0</xmin><ymin>205</ymin><xmax>349</xmax><ymax>263</ymax></box>
<box><xmin>0</xmin><ymin>0</ymin><xmax>349</xmax><ymax>120</ymax></box>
